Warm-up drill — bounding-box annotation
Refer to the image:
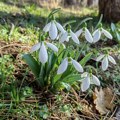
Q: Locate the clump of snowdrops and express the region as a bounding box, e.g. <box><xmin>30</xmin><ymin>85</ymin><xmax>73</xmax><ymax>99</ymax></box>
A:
<box><xmin>23</xmin><ymin>9</ymin><xmax>116</xmax><ymax>92</ymax></box>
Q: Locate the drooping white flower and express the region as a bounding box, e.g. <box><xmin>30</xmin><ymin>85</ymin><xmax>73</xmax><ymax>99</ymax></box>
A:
<box><xmin>102</xmin><ymin>56</ymin><xmax>108</xmax><ymax>71</ymax></box>
<box><xmin>39</xmin><ymin>42</ymin><xmax>48</xmax><ymax>64</ymax></box>
<box><xmin>85</xmin><ymin>28</ymin><xmax>93</xmax><ymax>43</ymax></box>
<box><xmin>57</xmin><ymin>58</ymin><xmax>68</xmax><ymax>74</ymax></box>
<box><xmin>59</xmin><ymin>30</ymin><xmax>80</xmax><ymax>44</ymax></box>
<box><xmin>75</xmin><ymin>28</ymin><xmax>93</xmax><ymax>43</ymax></box>
<box><xmin>49</xmin><ymin>21</ymin><xmax>58</xmax><ymax>40</ymax></box>
<box><xmin>93</xmin><ymin>28</ymin><xmax>113</xmax><ymax>43</ymax></box>
<box><xmin>43</xmin><ymin>20</ymin><xmax>65</xmax><ymax>40</ymax></box>
<box><xmin>96</xmin><ymin>54</ymin><xmax>116</xmax><ymax>71</ymax></box>
<box><xmin>93</xmin><ymin>29</ymin><xmax>101</xmax><ymax>43</ymax></box>
<box><xmin>30</xmin><ymin>43</ymin><xmax>41</xmax><ymax>53</ymax></box>
<box><xmin>101</xmin><ymin>28</ymin><xmax>113</xmax><ymax>39</ymax></box>
<box><xmin>30</xmin><ymin>41</ymin><xmax>58</xmax><ymax>64</ymax></box>
<box><xmin>57</xmin><ymin>57</ymin><xmax>83</xmax><ymax>74</ymax></box>
<box><xmin>81</xmin><ymin>72</ymin><xmax>100</xmax><ymax>92</ymax></box>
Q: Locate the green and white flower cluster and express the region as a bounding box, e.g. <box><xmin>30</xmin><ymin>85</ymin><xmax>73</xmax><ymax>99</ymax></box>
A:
<box><xmin>30</xmin><ymin>15</ymin><xmax>116</xmax><ymax>92</ymax></box>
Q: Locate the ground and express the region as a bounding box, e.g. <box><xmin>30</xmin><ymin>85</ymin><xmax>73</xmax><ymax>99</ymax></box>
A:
<box><xmin>0</xmin><ymin>1</ymin><xmax>120</xmax><ymax>120</ymax></box>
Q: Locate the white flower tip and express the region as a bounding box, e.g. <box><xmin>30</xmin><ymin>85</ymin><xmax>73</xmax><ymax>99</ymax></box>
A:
<box><xmin>85</xmin><ymin>28</ymin><xmax>93</xmax><ymax>43</ymax></box>
<box><xmin>46</xmin><ymin>42</ymin><xmax>58</xmax><ymax>52</ymax></box>
<box><xmin>102</xmin><ymin>56</ymin><xmax>108</xmax><ymax>71</ymax></box>
<box><xmin>108</xmin><ymin>55</ymin><xmax>116</xmax><ymax>65</ymax></box>
<box><xmin>56</xmin><ymin>22</ymin><xmax>65</xmax><ymax>33</ymax></box>
<box><xmin>93</xmin><ymin>29</ymin><xmax>101</xmax><ymax>43</ymax></box>
<box><xmin>43</xmin><ymin>22</ymin><xmax>51</xmax><ymax>32</ymax></box>
<box><xmin>75</xmin><ymin>29</ymin><xmax>83</xmax><ymax>37</ymax></box>
<box><xmin>102</xmin><ymin>28</ymin><xmax>113</xmax><ymax>39</ymax></box>
<box><xmin>72</xmin><ymin>59</ymin><xmax>83</xmax><ymax>73</ymax></box>
<box><xmin>96</xmin><ymin>54</ymin><xmax>105</xmax><ymax>62</ymax></box>
<box><xmin>81</xmin><ymin>76</ymin><xmax>90</xmax><ymax>92</ymax></box>
<box><xmin>70</xmin><ymin>31</ymin><xmax>80</xmax><ymax>44</ymax></box>
<box><xmin>39</xmin><ymin>42</ymin><xmax>48</xmax><ymax>64</ymax></box>
<box><xmin>57</xmin><ymin>58</ymin><xmax>68</xmax><ymax>74</ymax></box>
<box><xmin>92</xmin><ymin>75</ymin><xmax>100</xmax><ymax>86</ymax></box>
<box><xmin>49</xmin><ymin>21</ymin><xmax>58</xmax><ymax>40</ymax></box>
<box><xmin>30</xmin><ymin>43</ymin><xmax>40</xmax><ymax>53</ymax></box>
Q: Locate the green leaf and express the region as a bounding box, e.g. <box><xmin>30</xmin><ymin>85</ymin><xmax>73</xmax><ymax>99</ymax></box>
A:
<box><xmin>61</xmin><ymin>82</ymin><xmax>71</xmax><ymax>91</ymax></box>
<box><xmin>61</xmin><ymin>74</ymin><xmax>82</xmax><ymax>84</ymax></box>
<box><xmin>111</xmin><ymin>23</ymin><xmax>116</xmax><ymax>32</ymax></box>
<box><xmin>95</xmin><ymin>14</ymin><xmax>103</xmax><ymax>29</ymax></box>
<box><xmin>54</xmin><ymin>74</ymin><xmax>81</xmax><ymax>91</ymax></box>
<box><xmin>75</xmin><ymin>17</ymin><xmax>93</xmax><ymax>31</ymax></box>
<box><xmin>46</xmin><ymin>52</ymin><xmax>57</xmax><ymax>75</ymax></box>
<box><xmin>80</xmin><ymin>52</ymin><xmax>93</xmax><ymax>66</ymax></box>
<box><xmin>22</xmin><ymin>54</ymin><xmax>40</xmax><ymax>77</ymax></box>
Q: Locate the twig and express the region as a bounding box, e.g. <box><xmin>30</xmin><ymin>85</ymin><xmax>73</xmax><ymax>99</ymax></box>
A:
<box><xmin>0</xmin><ymin>43</ymin><xmax>30</xmax><ymax>50</ymax></box>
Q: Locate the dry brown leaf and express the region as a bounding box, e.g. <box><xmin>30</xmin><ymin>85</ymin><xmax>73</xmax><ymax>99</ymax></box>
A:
<box><xmin>80</xmin><ymin>101</ymin><xmax>94</xmax><ymax>117</ymax></box>
<box><xmin>93</xmin><ymin>87</ymin><xmax>115</xmax><ymax>115</ymax></box>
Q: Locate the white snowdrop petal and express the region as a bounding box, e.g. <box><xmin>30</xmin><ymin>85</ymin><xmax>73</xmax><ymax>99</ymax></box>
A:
<box><xmin>102</xmin><ymin>56</ymin><xmax>108</xmax><ymax>71</ymax></box>
<box><xmin>56</xmin><ymin>22</ymin><xmax>65</xmax><ymax>33</ymax></box>
<box><xmin>108</xmin><ymin>55</ymin><xmax>116</xmax><ymax>64</ymax></box>
<box><xmin>57</xmin><ymin>58</ymin><xmax>68</xmax><ymax>74</ymax></box>
<box><xmin>59</xmin><ymin>32</ymin><xmax>68</xmax><ymax>43</ymax></box>
<box><xmin>81</xmin><ymin>76</ymin><xmax>90</xmax><ymax>92</ymax></box>
<box><xmin>102</xmin><ymin>28</ymin><xmax>113</xmax><ymax>39</ymax></box>
<box><xmin>39</xmin><ymin>42</ymin><xmax>48</xmax><ymax>64</ymax></box>
<box><xmin>70</xmin><ymin>31</ymin><xmax>80</xmax><ymax>44</ymax></box>
<box><xmin>96</xmin><ymin>54</ymin><xmax>105</xmax><ymax>61</ymax></box>
<box><xmin>92</xmin><ymin>75</ymin><xmax>100</xmax><ymax>86</ymax></box>
<box><xmin>43</xmin><ymin>22</ymin><xmax>51</xmax><ymax>32</ymax></box>
<box><xmin>93</xmin><ymin>29</ymin><xmax>101</xmax><ymax>43</ymax></box>
<box><xmin>75</xmin><ymin>29</ymin><xmax>83</xmax><ymax>37</ymax></box>
<box><xmin>85</xmin><ymin>28</ymin><xmax>93</xmax><ymax>43</ymax></box>
<box><xmin>72</xmin><ymin>59</ymin><xmax>83</xmax><ymax>72</ymax></box>
<box><xmin>49</xmin><ymin>21</ymin><xmax>58</xmax><ymax>40</ymax></box>
<box><xmin>30</xmin><ymin>43</ymin><xmax>40</xmax><ymax>53</ymax></box>
<box><xmin>46</xmin><ymin>42</ymin><xmax>58</xmax><ymax>52</ymax></box>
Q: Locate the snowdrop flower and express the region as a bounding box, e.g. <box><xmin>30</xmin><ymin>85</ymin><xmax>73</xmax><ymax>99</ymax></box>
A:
<box><xmin>43</xmin><ymin>20</ymin><xmax>65</xmax><ymax>40</ymax></box>
<box><xmin>81</xmin><ymin>72</ymin><xmax>100</xmax><ymax>92</ymax></box>
<box><xmin>30</xmin><ymin>42</ymin><xmax>58</xmax><ymax>64</ymax></box>
<box><xmin>93</xmin><ymin>28</ymin><xmax>113</xmax><ymax>43</ymax></box>
<box><xmin>57</xmin><ymin>57</ymin><xmax>83</xmax><ymax>74</ymax></box>
<box><xmin>96</xmin><ymin>54</ymin><xmax>116</xmax><ymax>71</ymax></box>
<box><xmin>75</xmin><ymin>28</ymin><xmax>93</xmax><ymax>43</ymax></box>
<box><xmin>59</xmin><ymin>30</ymin><xmax>80</xmax><ymax>44</ymax></box>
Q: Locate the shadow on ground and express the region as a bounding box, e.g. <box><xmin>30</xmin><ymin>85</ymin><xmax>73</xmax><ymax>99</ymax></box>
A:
<box><xmin>0</xmin><ymin>10</ymin><xmax>99</xmax><ymax>31</ymax></box>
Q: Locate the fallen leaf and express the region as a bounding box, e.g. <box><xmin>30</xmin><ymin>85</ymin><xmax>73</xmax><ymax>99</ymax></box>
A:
<box><xmin>93</xmin><ymin>87</ymin><xmax>115</xmax><ymax>115</ymax></box>
<box><xmin>80</xmin><ymin>100</ymin><xmax>94</xmax><ymax>117</ymax></box>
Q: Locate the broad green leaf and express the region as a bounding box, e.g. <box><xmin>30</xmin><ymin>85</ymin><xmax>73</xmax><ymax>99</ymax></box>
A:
<box><xmin>80</xmin><ymin>52</ymin><xmax>93</xmax><ymax>66</ymax></box>
<box><xmin>54</xmin><ymin>74</ymin><xmax>81</xmax><ymax>91</ymax></box>
<box><xmin>61</xmin><ymin>74</ymin><xmax>82</xmax><ymax>84</ymax></box>
<box><xmin>23</xmin><ymin>54</ymin><xmax>40</xmax><ymax>77</ymax></box>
